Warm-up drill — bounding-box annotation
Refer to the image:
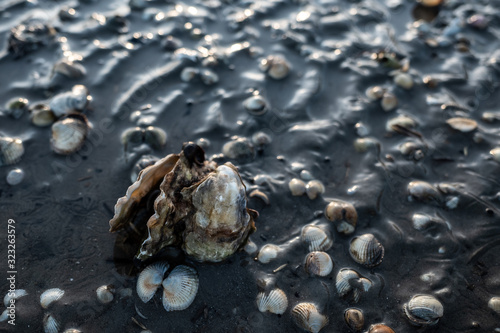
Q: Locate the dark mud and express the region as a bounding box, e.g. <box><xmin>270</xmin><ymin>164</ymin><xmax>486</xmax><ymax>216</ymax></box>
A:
<box><xmin>1</xmin><ymin>0</ymin><xmax>500</xmax><ymax>332</ymax></box>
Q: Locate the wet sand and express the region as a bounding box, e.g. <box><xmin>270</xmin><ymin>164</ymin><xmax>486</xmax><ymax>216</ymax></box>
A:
<box><xmin>1</xmin><ymin>0</ymin><xmax>500</xmax><ymax>332</ymax></box>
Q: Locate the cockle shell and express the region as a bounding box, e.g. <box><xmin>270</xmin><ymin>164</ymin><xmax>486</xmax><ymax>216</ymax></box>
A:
<box><xmin>0</xmin><ymin>137</ymin><xmax>24</xmax><ymax>166</ymax></box>
<box><xmin>301</xmin><ymin>224</ymin><xmax>333</xmax><ymax>252</ymax></box>
<box><xmin>43</xmin><ymin>313</ymin><xmax>59</xmax><ymax>333</ymax></box>
<box><xmin>50</xmin><ymin>114</ymin><xmax>89</xmax><ymax>155</ymax></box>
<box><xmin>259</xmin><ymin>55</ymin><xmax>291</xmax><ymax>80</ymax></box>
<box><xmin>344</xmin><ymin>308</ymin><xmax>364</xmax><ymax>332</ymax></box>
<box><xmin>289</xmin><ymin>178</ymin><xmax>306</xmax><ymax>196</ymax></box>
<box><xmin>256</xmin><ymin>288</ymin><xmax>288</xmax><ymax>314</ymax></box>
<box><xmin>137</xmin><ymin>262</ymin><xmax>169</xmax><ymax>303</ymax></box>
<box><xmin>305</xmin><ymin>251</ymin><xmax>333</xmax><ymax>276</ymax></box>
<box><xmin>291</xmin><ymin>303</ymin><xmax>328</xmax><ymax>333</ymax></box>
<box><xmin>244</xmin><ymin>95</ymin><xmax>267</xmax><ymax>116</ymax></box>
<box><xmin>30</xmin><ymin>104</ymin><xmax>56</xmax><ymax>127</ymax></box>
<box><xmin>162</xmin><ymin>265</ymin><xmax>199</xmax><ymax>311</ymax></box>
<box><xmin>257</xmin><ymin>244</ymin><xmax>280</xmax><ymax>264</ymax></box>
<box><xmin>40</xmin><ymin>288</ymin><xmax>65</xmax><ymax>309</ymax></box>
<box><xmin>96</xmin><ymin>285</ymin><xmax>114</xmax><ymax>304</ymax></box>
<box><xmin>109</xmin><ymin>143</ymin><xmax>256</xmax><ymax>263</ymax></box>
<box><xmin>381</xmin><ymin>92</ymin><xmax>398</xmax><ymax>111</ymax></box>
<box><xmin>488</xmin><ymin>297</ymin><xmax>500</xmax><ymax>314</ymax></box>
<box><xmin>336</xmin><ymin>268</ymin><xmax>372</xmax><ymax>303</ymax></box>
<box><xmin>305</xmin><ymin>180</ymin><xmax>325</xmax><ymax>200</ymax></box>
<box><xmin>4</xmin><ymin>289</ymin><xmax>27</xmax><ymax>307</ymax></box>
<box><xmin>367</xmin><ymin>323</ymin><xmax>395</xmax><ymax>333</ymax></box>
<box><xmin>49</xmin><ymin>84</ymin><xmax>90</xmax><ymax>117</ymax></box>
<box><xmin>324</xmin><ymin>200</ymin><xmax>358</xmax><ymax>235</ymax></box>
<box><xmin>403</xmin><ymin>294</ymin><xmax>443</xmax><ymax>326</ymax></box>
<box><xmin>349</xmin><ymin>233</ymin><xmax>384</xmax><ymax>267</ymax></box>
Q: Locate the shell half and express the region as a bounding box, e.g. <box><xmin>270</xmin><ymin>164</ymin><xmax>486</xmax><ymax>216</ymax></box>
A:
<box><xmin>162</xmin><ymin>265</ymin><xmax>199</xmax><ymax>311</ymax></box>
<box><xmin>349</xmin><ymin>233</ymin><xmax>384</xmax><ymax>267</ymax></box>
<box><xmin>40</xmin><ymin>288</ymin><xmax>65</xmax><ymax>309</ymax></box>
<box><xmin>256</xmin><ymin>288</ymin><xmax>288</xmax><ymax>314</ymax></box>
<box><xmin>403</xmin><ymin>294</ymin><xmax>443</xmax><ymax>326</ymax></box>
<box><xmin>291</xmin><ymin>302</ymin><xmax>328</xmax><ymax>333</ymax></box>
<box><xmin>137</xmin><ymin>262</ymin><xmax>169</xmax><ymax>303</ymax></box>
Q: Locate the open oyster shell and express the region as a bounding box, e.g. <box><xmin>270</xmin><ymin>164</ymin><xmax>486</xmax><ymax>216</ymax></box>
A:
<box><xmin>109</xmin><ymin>142</ymin><xmax>256</xmax><ymax>263</ymax></box>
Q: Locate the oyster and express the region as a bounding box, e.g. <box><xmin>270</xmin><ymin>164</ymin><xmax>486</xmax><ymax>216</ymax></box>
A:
<box><xmin>109</xmin><ymin>143</ymin><xmax>256</xmax><ymax>263</ymax></box>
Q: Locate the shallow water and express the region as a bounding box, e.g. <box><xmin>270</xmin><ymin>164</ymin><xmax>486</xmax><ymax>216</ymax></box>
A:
<box><xmin>1</xmin><ymin>0</ymin><xmax>500</xmax><ymax>332</ymax></box>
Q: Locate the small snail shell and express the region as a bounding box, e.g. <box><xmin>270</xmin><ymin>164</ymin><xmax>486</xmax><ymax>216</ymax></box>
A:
<box><xmin>403</xmin><ymin>294</ymin><xmax>444</xmax><ymax>326</ymax></box>
<box><xmin>289</xmin><ymin>178</ymin><xmax>306</xmax><ymax>196</ymax></box>
<box><xmin>344</xmin><ymin>308</ymin><xmax>364</xmax><ymax>332</ymax></box>
<box><xmin>305</xmin><ymin>251</ymin><xmax>333</xmax><ymax>277</ymax></box>
<box><xmin>162</xmin><ymin>265</ymin><xmax>199</xmax><ymax>311</ymax></box>
<box><xmin>40</xmin><ymin>288</ymin><xmax>65</xmax><ymax>309</ymax></box>
<box><xmin>291</xmin><ymin>302</ymin><xmax>328</xmax><ymax>333</ymax></box>
<box><xmin>259</xmin><ymin>55</ymin><xmax>291</xmax><ymax>80</ymax></box>
<box><xmin>256</xmin><ymin>288</ymin><xmax>288</xmax><ymax>314</ymax></box>
<box><xmin>325</xmin><ymin>200</ymin><xmax>357</xmax><ymax>235</ymax></box>
<box><xmin>349</xmin><ymin>233</ymin><xmax>384</xmax><ymax>267</ymax></box>
<box><xmin>394</xmin><ymin>73</ymin><xmax>414</xmax><ymax>89</ymax></box>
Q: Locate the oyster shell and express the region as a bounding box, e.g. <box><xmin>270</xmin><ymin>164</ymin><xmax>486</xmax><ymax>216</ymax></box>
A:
<box><xmin>109</xmin><ymin>143</ymin><xmax>256</xmax><ymax>263</ymax></box>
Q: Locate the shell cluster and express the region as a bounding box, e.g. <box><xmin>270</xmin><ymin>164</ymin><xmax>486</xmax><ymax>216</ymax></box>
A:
<box><xmin>288</xmin><ymin>178</ymin><xmax>325</xmax><ymax>200</ymax></box>
<box><xmin>324</xmin><ymin>200</ymin><xmax>358</xmax><ymax>235</ymax></box>
<box><xmin>259</xmin><ymin>54</ymin><xmax>291</xmax><ymax>80</ymax></box>
<box><xmin>120</xmin><ymin>126</ymin><xmax>167</xmax><ymax>151</ymax></box>
<box><xmin>136</xmin><ymin>263</ymin><xmax>199</xmax><ymax>312</ymax></box>
<box><xmin>336</xmin><ymin>268</ymin><xmax>372</xmax><ymax>303</ymax></box>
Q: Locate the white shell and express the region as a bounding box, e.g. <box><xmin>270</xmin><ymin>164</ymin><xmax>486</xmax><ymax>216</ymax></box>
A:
<box><xmin>353</xmin><ymin>138</ymin><xmax>379</xmax><ymax>153</ymax></box>
<box><xmin>381</xmin><ymin>92</ymin><xmax>398</xmax><ymax>111</ymax></box>
<box><xmin>50</xmin><ymin>116</ymin><xmax>88</xmax><ymax>155</ymax></box>
<box><xmin>490</xmin><ymin>148</ymin><xmax>500</xmax><ymax>162</ymax></box>
<box><xmin>96</xmin><ymin>285</ymin><xmax>114</xmax><ymax>304</ymax></box>
<box><xmin>404</xmin><ymin>294</ymin><xmax>444</xmax><ymax>326</ymax></box>
<box><xmin>30</xmin><ymin>105</ymin><xmax>56</xmax><ymax>127</ymax></box>
<box><xmin>256</xmin><ymin>288</ymin><xmax>288</xmax><ymax>314</ymax></box>
<box><xmin>0</xmin><ymin>137</ymin><xmax>24</xmax><ymax>166</ymax></box>
<box><xmin>40</xmin><ymin>288</ymin><xmax>65</xmax><ymax>309</ymax></box>
<box><xmin>244</xmin><ymin>95</ymin><xmax>267</xmax><ymax>116</ymax></box>
<box><xmin>305</xmin><ymin>251</ymin><xmax>333</xmax><ymax>276</ymax></box>
<box><xmin>244</xmin><ymin>239</ymin><xmax>258</xmax><ymax>254</ymax></box>
<box><xmin>43</xmin><ymin>313</ymin><xmax>59</xmax><ymax>333</ymax></box>
<box><xmin>260</xmin><ymin>55</ymin><xmax>290</xmax><ymax>80</ymax></box>
<box><xmin>257</xmin><ymin>244</ymin><xmax>280</xmax><ymax>264</ymax></box>
<box><xmin>49</xmin><ymin>85</ymin><xmax>89</xmax><ymax>117</ymax></box>
<box><xmin>63</xmin><ymin>329</ymin><xmax>83</xmax><ymax>333</ymax></box>
<box><xmin>162</xmin><ymin>265</ymin><xmax>199</xmax><ymax>311</ymax></box>
<box><xmin>335</xmin><ymin>268</ymin><xmax>371</xmax><ymax>303</ymax></box>
<box><xmin>301</xmin><ymin>225</ymin><xmax>333</xmax><ymax>252</ymax></box>
<box><xmin>289</xmin><ymin>178</ymin><xmax>306</xmax><ymax>196</ymax></box>
<box><xmin>394</xmin><ymin>73</ymin><xmax>414</xmax><ymax>89</ymax></box>
<box><xmin>365</xmin><ymin>86</ymin><xmax>384</xmax><ymax>101</ymax></box>
<box><xmin>6</xmin><ymin>168</ymin><xmax>25</xmax><ymax>186</ymax></box>
<box><xmin>386</xmin><ymin>115</ymin><xmax>416</xmax><ymax>132</ymax></box>
<box><xmin>407</xmin><ymin>181</ymin><xmax>442</xmax><ymax>203</ymax></box>
<box><xmin>446</xmin><ymin>117</ymin><xmax>477</xmax><ymax>132</ymax></box>
<box><xmin>137</xmin><ymin>262</ymin><xmax>169</xmax><ymax>303</ymax></box>
<box><xmin>4</xmin><ymin>289</ymin><xmax>28</xmax><ymax>307</ymax></box>
<box><xmin>180</xmin><ymin>67</ymin><xmax>198</xmax><ymax>82</ymax></box>
<box><xmin>0</xmin><ymin>309</ymin><xmax>8</xmax><ymax>322</ymax></box>
<box><xmin>291</xmin><ymin>302</ymin><xmax>328</xmax><ymax>333</ymax></box>
<box><xmin>488</xmin><ymin>297</ymin><xmax>500</xmax><ymax>314</ymax></box>
<box><xmin>305</xmin><ymin>180</ymin><xmax>325</xmax><ymax>200</ymax></box>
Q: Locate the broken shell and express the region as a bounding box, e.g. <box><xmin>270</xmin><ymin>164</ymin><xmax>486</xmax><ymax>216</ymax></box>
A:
<box><xmin>50</xmin><ymin>114</ymin><xmax>89</xmax><ymax>155</ymax></box>
<box><xmin>490</xmin><ymin>148</ymin><xmax>500</xmax><ymax>163</ymax></box>
<box><xmin>289</xmin><ymin>178</ymin><xmax>306</xmax><ymax>196</ymax></box>
<box><xmin>137</xmin><ymin>262</ymin><xmax>169</xmax><ymax>303</ymax></box>
<box><xmin>222</xmin><ymin>137</ymin><xmax>254</xmax><ymax>160</ymax></box>
<box><xmin>40</xmin><ymin>288</ymin><xmax>65</xmax><ymax>309</ymax></box>
<box><xmin>257</xmin><ymin>244</ymin><xmax>280</xmax><ymax>264</ymax></box>
<box><xmin>306</xmin><ymin>180</ymin><xmax>325</xmax><ymax>200</ymax></box>
<box><xmin>394</xmin><ymin>73</ymin><xmax>414</xmax><ymax>90</ymax></box>
<box><xmin>144</xmin><ymin>126</ymin><xmax>167</xmax><ymax>150</ymax></box>
<box><xmin>49</xmin><ymin>85</ymin><xmax>90</xmax><ymax>117</ymax></box>
<box><xmin>488</xmin><ymin>297</ymin><xmax>500</xmax><ymax>314</ymax></box>
<box><xmin>244</xmin><ymin>95</ymin><xmax>267</xmax><ymax>116</ymax></box>
<box><xmin>6</xmin><ymin>97</ymin><xmax>28</xmax><ymax>119</ymax></box>
<box><xmin>365</xmin><ymin>86</ymin><xmax>384</xmax><ymax>101</ymax></box>
<box><xmin>259</xmin><ymin>55</ymin><xmax>291</xmax><ymax>80</ymax></box>
<box><xmin>386</xmin><ymin>115</ymin><xmax>417</xmax><ymax>132</ymax></box>
<box><xmin>407</xmin><ymin>180</ymin><xmax>442</xmax><ymax>203</ymax></box>
<box><xmin>6</xmin><ymin>168</ymin><xmax>25</xmax><ymax>186</ymax></box>
<box><xmin>200</xmin><ymin>69</ymin><xmax>219</xmax><ymax>85</ymax></box>
<box><xmin>305</xmin><ymin>251</ymin><xmax>333</xmax><ymax>276</ymax></box>
<box><xmin>325</xmin><ymin>200</ymin><xmax>358</xmax><ymax>235</ymax></box>
<box><xmin>162</xmin><ymin>265</ymin><xmax>199</xmax><ymax>311</ymax></box>
<box><xmin>30</xmin><ymin>104</ymin><xmax>56</xmax><ymax>127</ymax></box>
<box><xmin>180</xmin><ymin>67</ymin><xmax>198</xmax><ymax>82</ymax></box>
<box><xmin>0</xmin><ymin>137</ymin><xmax>24</xmax><ymax>166</ymax></box>
<box><xmin>446</xmin><ymin>117</ymin><xmax>477</xmax><ymax>132</ymax></box>
<box><xmin>96</xmin><ymin>285</ymin><xmax>114</xmax><ymax>304</ymax></box>
<box><xmin>336</xmin><ymin>269</ymin><xmax>371</xmax><ymax>303</ymax></box>
<box><xmin>4</xmin><ymin>289</ymin><xmax>28</xmax><ymax>307</ymax></box>
<box><xmin>367</xmin><ymin>323</ymin><xmax>395</xmax><ymax>333</ymax></box>
<box><xmin>256</xmin><ymin>288</ymin><xmax>288</xmax><ymax>314</ymax></box>
<box><xmin>291</xmin><ymin>303</ymin><xmax>328</xmax><ymax>333</ymax></box>
<box><xmin>43</xmin><ymin>313</ymin><xmax>59</xmax><ymax>333</ymax></box>
<box><xmin>53</xmin><ymin>59</ymin><xmax>86</xmax><ymax>78</ymax></box>
<box><xmin>344</xmin><ymin>308</ymin><xmax>364</xmax><ymax>332</ymax></box>
<box><xmin>349</xmin><ymin>233</ymin><xmax>384</xmax><ymax>267</ymax></box>
<box><xmin>381</xmin><ymin>92</ymin><xmax>398</xmax><ymax>111</ymax></box>
<box><xmin>301</xmin><ymin>224</ymin><xmax>333</xmax><ymax>252</ymax></box>
<box><xmin>354</xmin><ymin>138</ymin><xmax>379</xmax><ymax>153</ymax></box>
<box><xmin>404</xmin><ymin>294</ymin><xmax>444</xmax><ymax>326</ymax></box>
<box><xmin>249</xmin><ymin>189</ymin><xmax>270</xmax><ymax>205</ymax></box>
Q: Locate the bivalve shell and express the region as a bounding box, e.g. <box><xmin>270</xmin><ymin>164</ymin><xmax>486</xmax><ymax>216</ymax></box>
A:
<box><xmin>301</xmin><ymin>225</ymin><xmax>333</xmax><ymax>252</ymax></box>
<box><xmin>365</xmin><ymin>86</ymin><xmax>384</xmax><ymax>101</ymax></box>
<box><xmin>446</xmin><ymin>117</ymin><xmax>477</xmax><ymax>132</ymax></box>
<box><xmin>407</xmin><ymin>180</ymin><xmax>442</xmax><ymax>204</ymax></box>
<box><xmin>0</xmin><ymin>137</ymin><xmax>24</xmax><ymax>166</ymax></box>
<box><xmin>324</xmin><ymin>200</ymin><xmax>358</xmax><ymax>235</ymax></box>
<box><xmin>259</xmin><ymin>55</ymin><xmax>291</xmax><ymax>80</ymax></box>
<box><xmin>40</xmin><ymin>288</ymin><xmax>65</xmax><ymax>309</ymax></box>
<box><xmin>367</xmin><ymin>323</ymin><xmax>395</xmax><ymax>333</ymax></box>
<box><xmin>488</xmin><ymin>297</ymin><xmax>500</xmax><ymax>314</ymax></box>
<box><xmin>256</xmin><ymin>288</ymin><xmax>288</xmax><ymax>314</ymax></box>
<box><xmin>490</xmin><ymin>148</ymin><xmax>500</xmax><ymax>163</ymax></box>
<box><xmin>162</xmin><ymin>265</ymin><xmax>199</xmax><ymax>311</ymax></box>
<box><xmin>257</xmin><ymin>244</ymin><xmax>280</xmax><ymax>264</ymax></box>
<box><xmin>394</xmin><ymin>73</ymin><xmax>414</xmax><ymax>89</ymax></box>
<box><xmin>349</xmin><ymin>233</ymin><xmax>384</xmax><ymax>267</ymax></box>
<box><xmin>137</xmin><ymin>262</ymin><xmax>169</xmax><ymax>303</ymax></box>
<box><xmin>50</xmin><ymin>114</ymin><xmax>89</xmax><ymax>155</ymax></box>
<box><xmin>306</xmin><ymin>180</ymin><xmax>325</xmax><ymax>200</ymax></box>
<box><xmin>43</xmin><ymin>313</ymin><xmax>59</xmax><ymax>333</ymax></box>
<box><xmin>49</xmin><ymin>84</ymin><xmax>90</xmax><ymax>117</ymax></box>
<box><xmin>289</xmin><ymin>178</ymin><xmax>306</xmax><ymax>196</ymax></box>
<box><xmin>381</xmin><ymin>92</ymin><xmax>398</xmax><ymax>111</ymax></box>
<box><xmin>305</xmin><ymin>251</ymin><xmax>333</xmax><ymax>277</ymax></box>
<box><xmin>291</xmin><ymin>303</ymin><xmax>328</xmax><ymax>333</ymax></box>
<box><xmin>386</xmin><ymin>114</ymin><xmax>417</xmax><ymax>132</ymax></box>
<box><xmin>96</xmin><ymin>285</ymin><xmax>114</xmax><ymax>304</ymax></box>
<box><xmin>30</xmin><ymin>104</ymin><xmax>56</xmax><ymax>127</ymax></box>
<box><xmin>243</xmin><ymin>95</ymin><xmax>267</xmax><ymax>116</ymax></box>
<box><xmin>344</xmin><ymin>308</ymin><xmax>364</xmax><ymax>332</ymax></box>
<box><xmin>403</xmin><ymin>294</ymin><xmax>443</xmax><ymax>326</ymax></box>
<box><xmin>4</xmin><ymin>289</ymin><xmax>28</xmax><ymax>307</ymax></box>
